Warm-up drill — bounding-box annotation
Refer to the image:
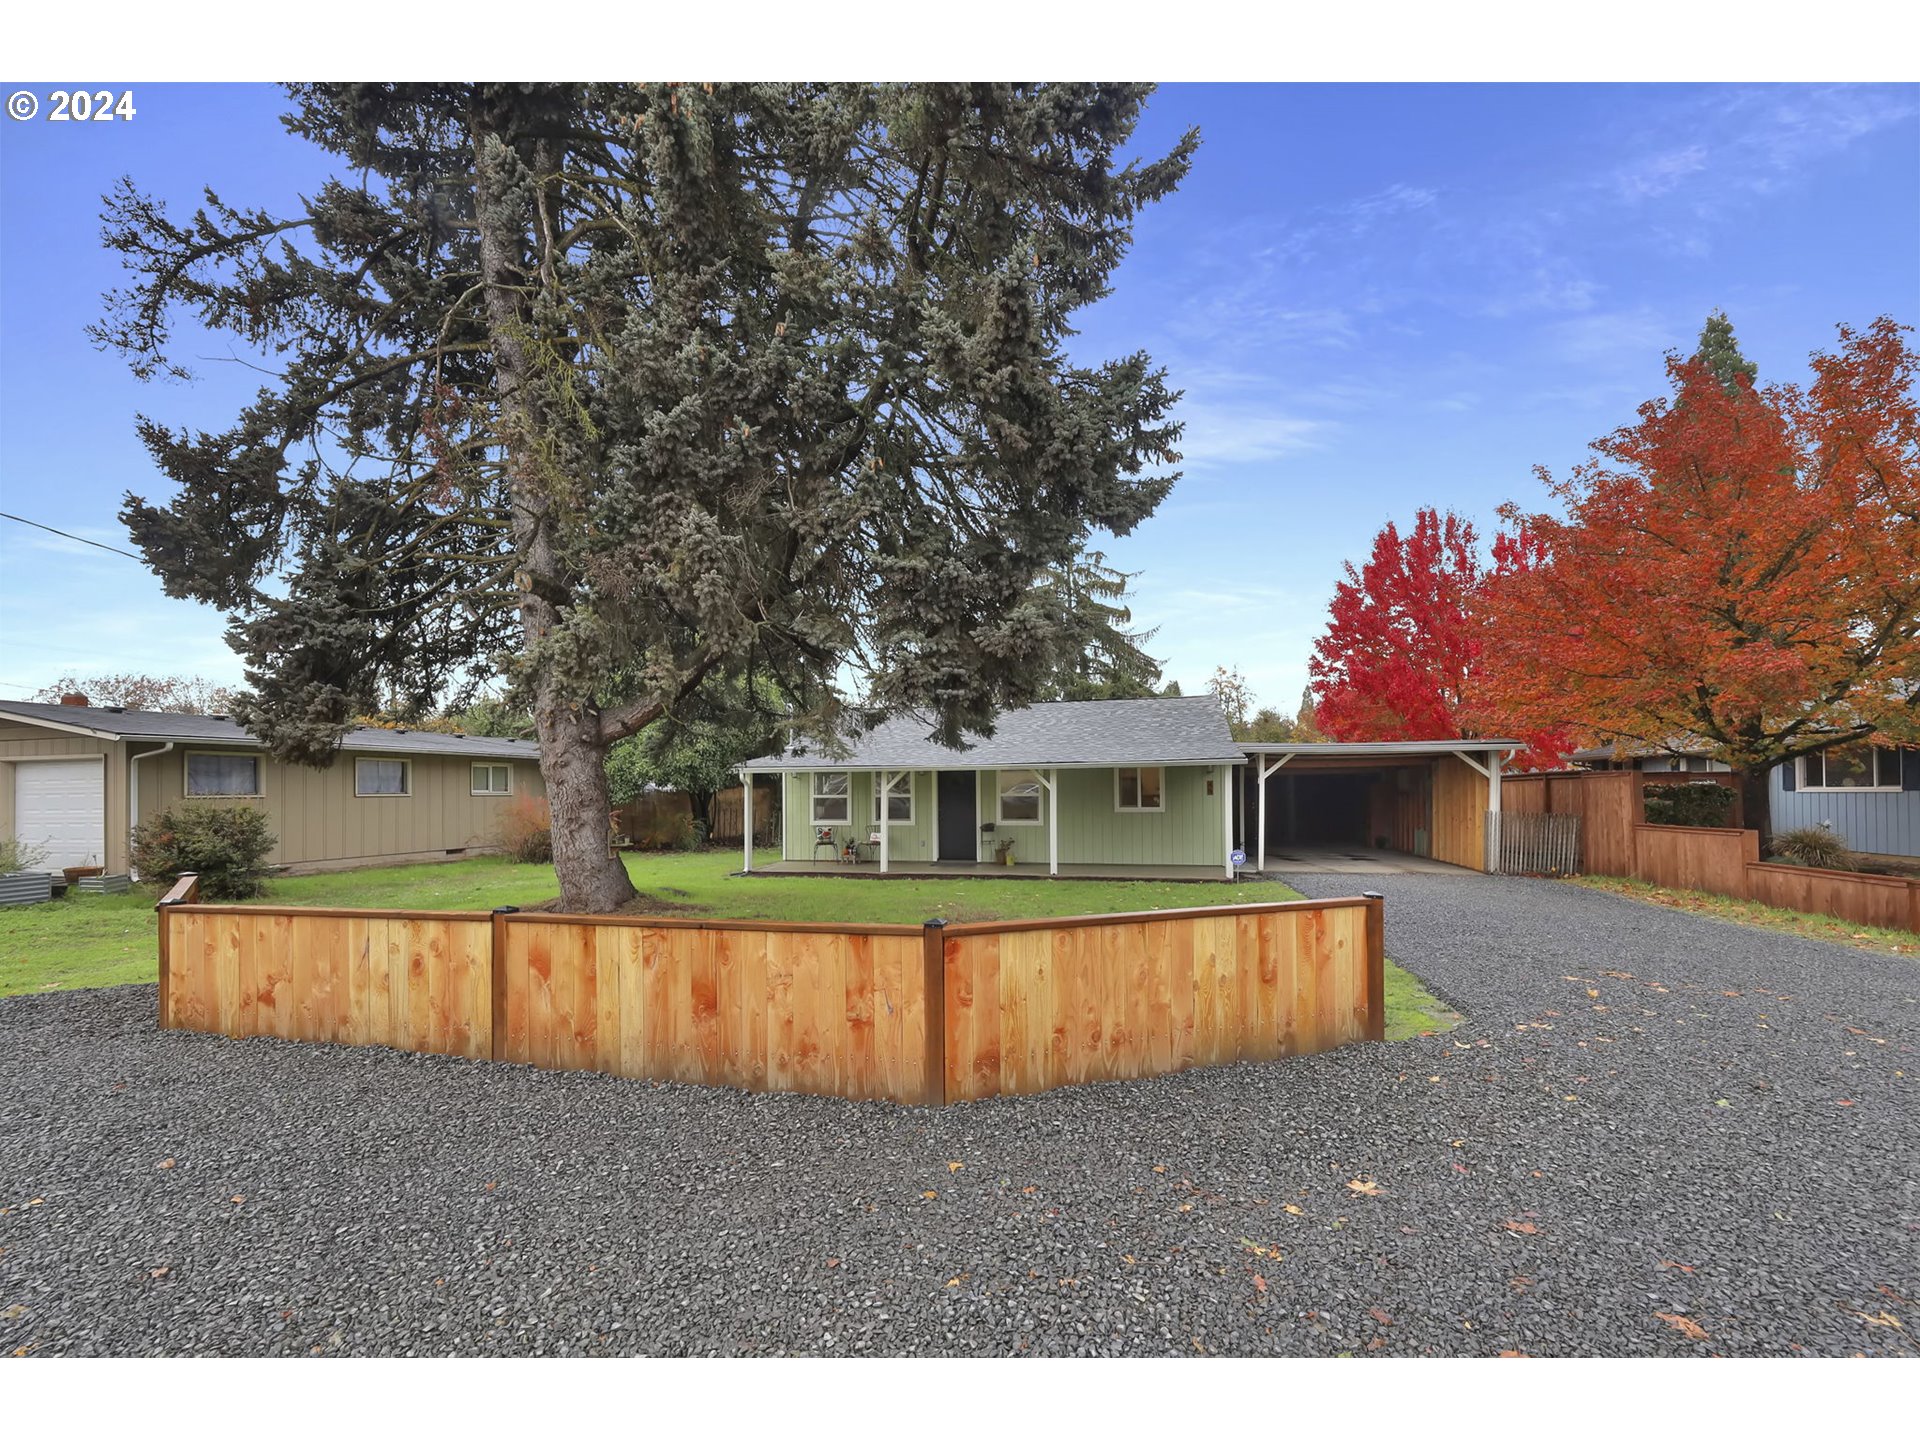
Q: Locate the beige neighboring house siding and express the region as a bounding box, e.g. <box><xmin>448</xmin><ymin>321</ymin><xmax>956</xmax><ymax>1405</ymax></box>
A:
<box><xmin>2</xmin><ymin>717</ymin><xmax>547</xmax><ymax>876</ymax></box>
<box><xmin>0</xmin><ymin>723</ymin><xmax>130</xmax><ymax>871</ymax></box>
<box><xmin>141</xmin><ymin>745</ymin><xmax>545</xmax><ymax>871</ymax></box>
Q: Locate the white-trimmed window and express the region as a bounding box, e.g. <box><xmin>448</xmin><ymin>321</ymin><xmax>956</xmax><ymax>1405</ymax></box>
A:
<box><xmin>355</xmin><ymin>757</ymin><xmax>411</xmax><ymax>797</ymax></box>
<box><xmin>185</xmin><ymin>752</ymin><xmax>262</xmax><ymax>797</ymax></box>
<box><xmin>1799</xmin><ymin>744</ymin><xmax>1903</xmax><ymax>791</ymax></box>
<box><xmin>811</xmin><ymin>771</ymin><xmax>851</xmax><ymax>824</ymax></box>
<box><xmin>997</xmin><ymin>769</ymin><xmax>1043</xmax><ymax>825</ymax></box>
<box><xmin>471</xmin><ymin>763</ymin><xmax>512</xmax><ymax>796</ymax></box>
<box><xmin>1115</xmin><ymin>765</ymin><xmax>1165</xmax><ymax>812</ymax></box>
<box><xmin>871</xmin><ymin>771</ymin><xmax>914</xmax><ymax>825</ymax></box>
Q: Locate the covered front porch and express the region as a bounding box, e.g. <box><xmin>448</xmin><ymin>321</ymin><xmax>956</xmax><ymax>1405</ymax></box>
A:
<box><xmin>749</xmin><ymin>857</ymin><xmax>1239</xmax><ymax>883</ymax></box>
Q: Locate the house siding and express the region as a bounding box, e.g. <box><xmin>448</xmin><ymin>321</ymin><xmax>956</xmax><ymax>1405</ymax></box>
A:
<box><xmin>1771</xmin><ymin>764</ymin><xmax>1920</xmax><ymax>858</ymax></box>
<box><xmin>782</xmin><ymin>770</ymin><xmax>936</xmax><ymax>863</ymax></box>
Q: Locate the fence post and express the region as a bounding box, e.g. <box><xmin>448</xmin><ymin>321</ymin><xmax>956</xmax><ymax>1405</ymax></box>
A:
<box><xmin>1361</xmin><ymin>891</ymin><xmax>1386</xmax><ymax>1043</ymax></box>
<box><xmin>921</xmin><ymin>918</ymin><xmax>948</xmax><ymax>1106</ymax></box>
<box><xmin>153</xmin><ymin>872</ymin><xmax>200</xmax><ymax>1030</ymax></box>
<box><xmin>490</xmin><ymin>906</ymin><xmax>518</xmax><ymax>1062</ymax></box>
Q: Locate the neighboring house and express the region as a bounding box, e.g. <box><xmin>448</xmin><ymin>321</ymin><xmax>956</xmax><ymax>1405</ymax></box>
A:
<box><xmin>1773</xmin><ymin>741</ymin><xmax>1920</xmax><ymax>858</ymax></box>
<box><xmin>0</xmin><ymin>696</ymin><xmax>545</xmax><ymax>876</ymax></box>
<box><xmin>1570</xmin><ymin>740</ymin><xmax>1730</xmax><ymax>773</ymax></box>
<box><xmin>743</xmin><ymin>695</ymin><xmax>1245</xmax><ymax>878</ymax></box>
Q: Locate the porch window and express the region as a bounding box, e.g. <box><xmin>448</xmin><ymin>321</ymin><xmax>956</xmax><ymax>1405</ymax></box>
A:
<box><xmin>811</xmin><ymin>771</ymin><xmax>851</xmax><ymax>824</ymax></box>
<box><xmin>871</xmin><ymin>771</ymin><xmax>914</xmax><ymax>824</ymax></box>
<box><xmin>355</xmin><ymin>758</ymin><xmax>411</xmax><ymax>796</ymax></box>
<box><xmin>997</xmin><ymin>769</ymin><xmax>1043</xmax><ymax>825</ymax></box>
<box><xmin>1799</xmin><ymin>744</ymin><xmax>1903</xmax><ymax>791</ymax></box>
<box><xmin>1115</xmin><ymin>765</ymin><xmax>1165</xmax><ymax>812</ymax></box>
<box><xmin>185</xmin><ymin>752</ymin><xmax>261</xmax><ymax>797</ymax></box>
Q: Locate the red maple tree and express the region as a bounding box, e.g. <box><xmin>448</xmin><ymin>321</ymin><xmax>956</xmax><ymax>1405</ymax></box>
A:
<box><xmin>1478</xmin><ymin>316</ymin><xmax>1920</xmax><ymax>836</ymax></box>
<box><xmin>1307</xmin><ymin>507</ymin><xmax>1567</xmax><ymax>767</ymax></box>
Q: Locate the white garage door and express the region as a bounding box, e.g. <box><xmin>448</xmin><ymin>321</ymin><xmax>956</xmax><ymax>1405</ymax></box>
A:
<box><xmin>13</xmin><ymin>760</ymin><xmax>105</xmax><ymax>870</ymax></box>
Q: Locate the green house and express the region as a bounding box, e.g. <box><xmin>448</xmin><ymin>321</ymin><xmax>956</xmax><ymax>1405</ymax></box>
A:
<box><xmin>740</xmin><ymin>695</ymin><xmax>1244</xmax><ymax>879</ymax></box>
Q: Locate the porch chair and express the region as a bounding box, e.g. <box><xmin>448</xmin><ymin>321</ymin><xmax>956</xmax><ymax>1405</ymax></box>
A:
<box><xmin>813</xmin><ymin>827</ymin><xmax>840</xmax><ymax>865</ymax></box>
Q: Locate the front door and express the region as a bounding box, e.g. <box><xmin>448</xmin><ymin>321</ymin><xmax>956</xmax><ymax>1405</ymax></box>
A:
<box><xmin>936</xmin><ymin>771</ymin><xmax>977</xmax><ymax>861</ymax></box>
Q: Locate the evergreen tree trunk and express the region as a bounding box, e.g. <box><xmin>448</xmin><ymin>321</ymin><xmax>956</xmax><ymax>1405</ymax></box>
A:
<box><xmin>1737</xmin><ymin>766</ymin><xmax>1772</xmax><ymax>843</ymax></box>
<box><xmin>472</xmin><ymin>110</ymin><xmax>637</xmax><ymax>912</ymax></box>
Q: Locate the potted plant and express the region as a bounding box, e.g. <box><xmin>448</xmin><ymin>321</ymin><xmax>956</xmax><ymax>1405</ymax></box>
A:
<box><xmin>994</xmin><ymin>837</ymin><xmax>1018</xmax><ymax>866</ymax></box>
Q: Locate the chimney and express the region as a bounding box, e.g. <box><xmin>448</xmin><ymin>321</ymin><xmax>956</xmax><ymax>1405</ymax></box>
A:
<box><xmin>59</xmin><ymin>692</ymin><xmax>89</xmax><ymax>707</ymax></box>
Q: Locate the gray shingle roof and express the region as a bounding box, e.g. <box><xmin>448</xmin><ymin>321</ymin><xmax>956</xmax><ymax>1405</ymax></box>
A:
<box><xmin>744</xmin><ymin>695</ymin><xmax>1242</xmax><ymax>770</ymax></box>
<box><xmin>0</xmin><ymin>700</ymin><xmax>538</xmax><ymax>761</ymax></box>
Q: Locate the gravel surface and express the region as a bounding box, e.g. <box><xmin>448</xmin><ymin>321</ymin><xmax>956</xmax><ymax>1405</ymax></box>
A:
<box><xmin>2</xmin><ymin>874</ymin><xmax>1916</xmax><ymax>1356</ymax></box>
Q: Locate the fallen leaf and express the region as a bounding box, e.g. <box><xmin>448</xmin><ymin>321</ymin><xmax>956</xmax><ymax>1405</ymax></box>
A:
<box><xmin>1837</xmin><ymin>1099</ymin><xmax>1856</xmax><ymax>1107</ymax></box>
<box><xmin>1</xmin><ymin>1304</ymin><xmax>25</xmax><ymax>1320</ymax></box>
<box><xmin>1498</xmin><ymin>1349</ymin><xmax>1528</xmax><ymax>1357</ymax></box>
<box><xmin>230</xmin><ymin>1195</ymin><xmax>245</xmax><ymax>1205</ymax></box>
<box><xmin>946</xmin><ymin>1276</ymin><xmax>962</xmax><ymax>1288</ymax></box>
<box><xmin>155</xmin><ymin>1158</ymin><xmax>175</xmax><ymax>1170</ymax></box>
<box><xmin>1451</xmin><ymin>1162</ymin><xmax>1470</xmax><ymax>1174</ymax></box>
<box><xmin>1655</xmin><ymin>1311</ymin><xmax>1709</xmax><ymax>1341</ymax></box>
<box><xmin>1368</xmin><ymin>1307</ymin><xmax>1394</xmax><ymax>1325</ymax></box>
<box><xmin>1252</xmin><ymin>1274</ymin><xmax>1268</xmax><ymax>1294</ymax></box>
<box><xmin>824</xmin><ymin>1258</ymin><xmax>840</xmax><ymax>1269</ymax></box>
<box><xmin>1347</xmin><ymin>1179</ymin><xmax>1384</xmax><ymax>1197</ymax></box>
<box><xmin>149</xmin><ymin>1266</ymin><xmax>169</xmax><ymax>1280</ymax></box>
<box><xmin>1283</xmin><ymin>1204</ymin><xmax>1305</xmax><ymax>1216</ymax></box>
<box><xmin>1152</xmin><ymin>1165</ymin><xmax>1167</xmax><ymax>1174</ymax></box>
<box><xmin>1178</xmin><ymin>1202</ymin><xmax>1194</xmax><ymax>1212</ymax></box>
<box><xmin>947</xmin><ymin>1161</ymin><xmax>964</xmax><ymax>1173</ymax></box>
<box><xmin>1504</xmin><ymin>1220</ymin><xmax>1538</xmax><ymax>1235</ymax></box>
<box><xmin>484</xmin><ymin>1181</ymin><xmax>497</xmax><ymax>1191</ymax></box>
<box><xmin>921</xmin><ymin>1190</ymin><xmax>939</xmax><ymax>1200</ymax></box>
<box><xmin>1587</xmin><ymin>988</ymin><xmax>1600</xmax><ymax>999</ymax></box>
<box><xmin>1659</xmin><ymin>1259</ymin><xmax>1696</xmax><ymax>1274</ymax></box>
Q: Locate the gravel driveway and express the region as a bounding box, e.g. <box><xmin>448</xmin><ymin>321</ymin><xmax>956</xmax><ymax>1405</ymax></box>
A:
<box><xmin>2</xmin><ymin>874</ymin><xmax>1915</xmax><ymax>1356</ymax></box>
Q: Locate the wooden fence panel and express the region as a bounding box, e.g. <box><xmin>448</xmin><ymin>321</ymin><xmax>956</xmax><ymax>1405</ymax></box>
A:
<box><xmin>1632</xmin><ymin>824</ymin><xmax>1760</xmax><ymax>893</ymax></box>
<box><xmin>492</xmin><ymin>918</ymin><xmax>930</xmax><ymax>1102</ymax></box>
<box><xmin>1744</xmin><ymin>863</ymin><xmax>1920</xmax><ymax>933</ymax></box>
<box><xmin>160</xmin><ymin>894</ymin><xmax>1385</xmax><ymax>1104</ymax></box>
<box><xmin>940</xmin><ymin>900</ymin><xmax>1379</xmax><ymax>1102</ymax></box>
<box><xmin>161</xmin><ymin>906</ymin><xmax>492</xmax><ymax>1059</ymax></box>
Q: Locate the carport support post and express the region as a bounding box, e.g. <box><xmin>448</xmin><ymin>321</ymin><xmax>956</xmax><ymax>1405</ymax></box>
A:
<box><xmin>741</xmin><ymin>771</ymin><xmax>754</xmax><ymax>873</ymax></box>
<box><xmin>1487</xmin><ymin>751</ymin><xmax>1504</xmax><ymax>873</ymax></box>
<box><xmin>1255</xmin><ymin>754</ymin><xmax>1292</xmax><ymax>873</ymax></box>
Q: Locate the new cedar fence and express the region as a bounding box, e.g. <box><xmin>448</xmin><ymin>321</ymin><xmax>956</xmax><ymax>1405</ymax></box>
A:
<box><xmin>153</xmin><ymin>876</ymin><xmax>1386</xmax><ymax>1105</ymax></box>
<box><xmin>1501</xmin><ymin>771</ymin><xmax>1920</xmax><ymax>936</ymax></box>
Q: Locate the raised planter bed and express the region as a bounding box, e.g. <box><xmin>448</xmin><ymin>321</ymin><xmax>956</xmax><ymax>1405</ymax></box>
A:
<box><xmin>0</xmin><ymin>871</ymin><xmax>55</xmax><ymax>906</ymax></box>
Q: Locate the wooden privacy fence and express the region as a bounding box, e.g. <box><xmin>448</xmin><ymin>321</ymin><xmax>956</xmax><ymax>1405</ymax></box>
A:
<box><xmin>1495</xmin><ymin>811</ymin><xmax>1582</xmax><ymax>875</ymax></box>
<box><xmin>154</xmin><ymin>877</ymin><xmax>1386</xmax><ymax>1105</ymax></box>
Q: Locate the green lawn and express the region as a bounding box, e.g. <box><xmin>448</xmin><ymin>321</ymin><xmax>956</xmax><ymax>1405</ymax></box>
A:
<box><xmin>0</xmin><ymin>850</ymin><xmax>1458</xmax><ymax>1038</ymax></box>
<box><xmin>1572</xmin><ymin>874</ymin><xmax>1920</xmax><ymax>958</ymax></box>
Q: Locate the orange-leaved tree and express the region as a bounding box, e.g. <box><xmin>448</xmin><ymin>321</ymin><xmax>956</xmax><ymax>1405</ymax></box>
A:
<box><xmin>1479</xmin><ymin>315</ymin><xmax>1920</xmax><ymax>837</ymax></box>
<box><xmin>1307</xmin><ymin>506</ymin><xmax>1570</xmax><ymax>768</ymax></box>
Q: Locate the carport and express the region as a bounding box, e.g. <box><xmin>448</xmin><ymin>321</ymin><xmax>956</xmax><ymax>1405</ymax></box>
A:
<box><xmin>1241</xmin><ymin>740</ymin><xmax>1520</xmax><ymax>873</ymax></box>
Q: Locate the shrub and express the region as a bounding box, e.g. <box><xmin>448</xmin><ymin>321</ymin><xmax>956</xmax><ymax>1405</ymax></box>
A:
<box><xmin>497</xmin><ymin>793</ymin><xmax>553</xmax><ymax>863</ymax></box>
<box><xmin>132</xmin><ymin>803</ymin><xmax>276</xmax><ymax>899</ymax></box>
<box><xmin>1642</xmin><ymin>782</ymin><xmax>1737</xmax><ymax>828</ymax></box>
<box><xmin>0</xmin><ymin>836</ymin><xmax>49</xmax><ymax>873</ymax></box>
<box><xmin>1769</xmin><ymin>825</ymin><xmax>1856</xmax><ymax>872</ymax></box>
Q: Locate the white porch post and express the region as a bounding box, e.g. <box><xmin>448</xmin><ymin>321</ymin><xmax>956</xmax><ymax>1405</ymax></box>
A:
<box><xmin>1046</xmin><ymin>768</ymin><xmax>1059</xmax><ymax>877</ymax></box>
<box><xmin>742</xmin><ymin>770</ymin><xmax>754</xmax><ymax>873</ymax></box>
<box><xmin>879</xmin><ymin>769</ymin><xmax>891</xmax><ymax>874</ymax></box>
<box><xmin>1221</xmin><ymin>765</ymin><xmax>1234</xmax><ymax>878</ymax></box>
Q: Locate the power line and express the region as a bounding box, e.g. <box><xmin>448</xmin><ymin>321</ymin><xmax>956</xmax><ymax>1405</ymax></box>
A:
<box><xmin>0</xmin><ymin>511</ymin><xmax>143</xmax><ymax>561</ymax></box>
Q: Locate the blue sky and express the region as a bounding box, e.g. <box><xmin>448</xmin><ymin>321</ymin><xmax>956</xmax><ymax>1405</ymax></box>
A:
<box><xmin>1</xmin><ymin>82</ymin><xmax>1915</xmax><ymax>714</ymax></box>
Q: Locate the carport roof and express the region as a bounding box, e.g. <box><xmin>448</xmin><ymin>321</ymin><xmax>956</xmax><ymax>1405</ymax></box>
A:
<box><xmin>1240</xmin><ymin>739</ymin><xmax>1523</xmax><ymax>756</ymax></box>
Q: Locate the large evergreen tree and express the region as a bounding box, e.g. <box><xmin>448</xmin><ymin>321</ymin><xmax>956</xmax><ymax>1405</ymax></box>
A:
<box><xmin>98</xmin><ymin>83</ymin><xmax>1195</xmax><ymax>908</ymax></box>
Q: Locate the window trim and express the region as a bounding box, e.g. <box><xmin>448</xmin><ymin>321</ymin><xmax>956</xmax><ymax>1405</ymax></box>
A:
<box><xmin>1114</xmin><ymin>765</ymin><xmax>1167</xmax><ymax>814</ymax></box>
<box><xmin>354</xmin><ymin>756</ymin><xmax>413</xmax><ymax>798</ymax></box>
<box><xmin>810</xmin><ymin>771</ymin><xmax>851</xmax><ymax>825</ymax></box>
<box><xmin>182</xmin><ymin>749</ymin><xmax>264</xmax><ymax>799</ymax></box>
<box><xmin>470</xmin><ymin>762</ymin><xmax>513</xmax><ymax>797</ymax></box>
<box><xmin>1798</xmin><ymin>745</ymin><xmax>1904</xmax><ymax>793</ymax></box>
<box><xmin>869</xmin><ymin>771</ymin><xmax>915</xmax><ymax>826</ymax></box>
<box><xmin>995</xmin><ymin>769</ymin><xmax>1045</xmax><ymax>826</ymax></box>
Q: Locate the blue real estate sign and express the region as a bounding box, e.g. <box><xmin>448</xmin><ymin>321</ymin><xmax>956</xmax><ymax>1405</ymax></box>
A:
<box><xmin>1230</xmin><ymin>849</ymin><xmax>1246</xmax><ymax>868</ymax></box>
